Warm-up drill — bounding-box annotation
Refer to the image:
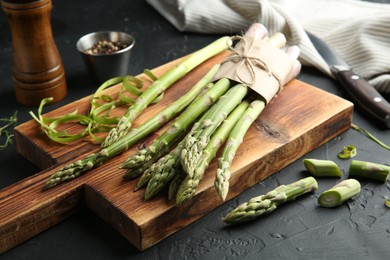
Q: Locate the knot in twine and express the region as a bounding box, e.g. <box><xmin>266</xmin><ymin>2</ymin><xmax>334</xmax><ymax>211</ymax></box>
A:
<box><xmin>225</xmin><ymin>35</ymin><xmax>283</xmax><ymax>92</ymax></box>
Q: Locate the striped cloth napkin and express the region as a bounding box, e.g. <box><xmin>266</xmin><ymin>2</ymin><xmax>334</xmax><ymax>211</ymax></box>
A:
<box><xmin>147</xmin><ymin>0</ymin><xmax>390</xmax><ymax>94</ymax></box>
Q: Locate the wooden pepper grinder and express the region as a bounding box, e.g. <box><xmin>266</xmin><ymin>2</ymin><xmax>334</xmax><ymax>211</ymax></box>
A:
<box><xmin>1</xmin><ymin>0</ymin><xmax>67</xmax><ymax>106</ymax></box>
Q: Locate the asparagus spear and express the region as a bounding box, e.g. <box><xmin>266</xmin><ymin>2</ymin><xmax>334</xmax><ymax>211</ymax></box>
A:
<box><xmin>168</xmin><ymin>169</ymin><xmax>186</xmax><ymax>200</ymax></box>
<box><xmin>43</xmin><ymin>66</ymin><xmax>223</xmax><ymax>190</ymax></box>
<box><xmin>303</xmin><ymin>159</ymin><xmax>342</xmax><ymax>177</ymax></box>
<box><xmin>180</xmin><ymin>84</ymin><xmax>248</xmax><ymax>177</ymax></box>
<box><xmin>214</xmin><ymin>100</ymin><xmax>265</xmax><ymax>201</ymax></box>
<box><xmin>121</xmin><ymin>75</ymin><xmax>230</xmax><ymax>172</ymax></box>
<box><xmin>142</xmin><ymin>114</ymin><xmax>216</xmax><ymax>199</ymax></box>
<box><xmin>142</xmin><ymin>143</ymin><xmax>184</xmax><ymax>198</ymax></box>
<box><xmin>318</xmin><ymin>179</ymin><xmax>361</xmax><ymax>208</ymax></box>
<box><xmin>223</xmin><ymin>177</ymin><xmax>318</xmax><ymax>224</ymax></box>
<box><xmin>176</xmin><ymin>100</ymin><xmax>250</xmax><ymax>206</ymax></box>
<box><xmin>349</xmin><ymin>160</ymin><xmax>390</xmax><ymax>182</ymax></box>
<box><xmin>101</xmin><ymin>36</ymin><xmax>232</xmax><ymax>147</ymax></box>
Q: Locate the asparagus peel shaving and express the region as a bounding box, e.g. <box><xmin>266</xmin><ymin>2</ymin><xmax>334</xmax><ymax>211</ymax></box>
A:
<box><xmin>215</xmin><ymin>100</ymin><xmax>265</xmax><ymax>201</ymax></box>
<box><xmin>101</xmin><ymin>36</ymin><xmax>233</xmax><ymax>148</ymax></box>
<box><xmin>30</xmin><ymin>76</ymin><xmax>150</xmax><ymax>144</ymax></box>
<box><xmin>223</xmin><ymin>177</ymin><xmax>318</xmax><ymax>224</ymax></box>
<box><xmin>42</xmin><ymin>65</ymin><xmax>221</xmax><ymax>190</ymax></box>
<box><xmin>176</xmin><ymin>99</ymin><xmax>250</xmax><ymax>206</ymax></box>
<box><xmin>351</xmin><ymin>123</ymin><xmax>390</xmax><ymax>150</ymax></box>
<box><xmin>318</xmin><ymin>179</ymin><xmax>361</xmax><ymax>208</ymax></box>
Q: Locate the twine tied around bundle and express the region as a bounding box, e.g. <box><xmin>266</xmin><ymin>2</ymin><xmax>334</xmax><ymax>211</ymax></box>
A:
<box><xmin>224</xmin><ymin>35</ymin><xmax>283</xmax><ymax>92</ymax></box>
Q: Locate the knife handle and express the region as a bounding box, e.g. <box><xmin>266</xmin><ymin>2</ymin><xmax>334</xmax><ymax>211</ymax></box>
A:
<box><xmin>334</xmin><ymin>69</ymin><xmax>390</xmax><ymax>128</ymax></box>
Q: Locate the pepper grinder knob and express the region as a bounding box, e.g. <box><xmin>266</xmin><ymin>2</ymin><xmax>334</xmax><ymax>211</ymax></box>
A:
<box><xmin>1</xmin><ymin>0</ymin><xmax>67</xmax><ymax>106</ymax></box>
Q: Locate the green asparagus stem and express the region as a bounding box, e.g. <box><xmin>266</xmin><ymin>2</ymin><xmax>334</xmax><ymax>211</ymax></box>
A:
<box><xmin>43</xmin><ymin>67</ymin><xmax>222</xmax><ymax>190</ymax></box>
<box><xmin>176</xmin><ymin>100</ymin><xmax>249</xmax><ymax>206</ymax></box>
<box><xmin>303</xmin><ymin>159</ymin><xmax>342</xmax><ymax>177</ymax></box>
<box><xmin>318</xmin><ymin>179</ymin><xmax>361</xmax><ymax>208</ymax></box>
<box><xmin>101</xmin><ymin>36</ymin><xmax>232</xmax><ymax>147</ymax></box>
<box><xmin>121</xmin><ymin>74</ymin><xmax>230</xmax><ymax>172</ymax></box>
<box><xmin>349</xmin><ymin>160</ymin><xmax>390</xmax><ymax>182</ymax></box>
<box><xmin>180</xmin><ymin>84</ymin><xmax>248</xmax><ymax>178</ymax></box>
<box><xmin>215</xmin><ymin>100</ymin><xmax>265</xmax><ymax>201</ymax></box>
<box><xmin>223</xmin><ymin>177</ymin><xmax>318</xmax><ymax>224</ymax></box>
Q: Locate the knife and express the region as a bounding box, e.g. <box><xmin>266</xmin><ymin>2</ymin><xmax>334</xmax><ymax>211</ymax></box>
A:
<box><xmin>306</xmin><ymin>31</ymin><xmax>390</xmax><ymax>128</ymax></box>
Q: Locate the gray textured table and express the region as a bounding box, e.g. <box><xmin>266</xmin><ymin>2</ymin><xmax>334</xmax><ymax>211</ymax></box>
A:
<box><xmin>1</xmin><ymin>0</ymin><xmax>389</xmax><ymax>259</ymax></box>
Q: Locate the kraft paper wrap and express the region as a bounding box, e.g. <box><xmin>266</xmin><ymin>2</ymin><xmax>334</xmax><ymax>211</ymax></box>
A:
<box><xmin>213</xmin><ymin>36</ymin><xmax>294</xmax><ymax>104</ymax></box>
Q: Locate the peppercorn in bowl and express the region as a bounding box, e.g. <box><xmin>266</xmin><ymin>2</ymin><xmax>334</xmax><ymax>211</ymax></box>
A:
<box><xmin>77</xmin><ymin>31</ymin><xmax>135</xmax><ymax>84</ymax></box>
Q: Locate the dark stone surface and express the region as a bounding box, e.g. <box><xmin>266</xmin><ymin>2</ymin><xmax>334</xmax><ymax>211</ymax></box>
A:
<box><xmin>0</xmin><ymin>0</ymin><xmax>389</xmax><ymax>259</ymax></box>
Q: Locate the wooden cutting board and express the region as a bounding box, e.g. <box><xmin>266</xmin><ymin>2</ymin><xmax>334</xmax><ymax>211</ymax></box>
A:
<box><xmin>1</xmin><ymin>51</ymin><xmax>353</xmax><ymax>253</ymax></box>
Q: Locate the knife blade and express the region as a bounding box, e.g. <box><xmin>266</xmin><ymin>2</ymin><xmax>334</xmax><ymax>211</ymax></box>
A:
<box><xmin>307</xmin><ymin>31</ymin><xmax>390</xmax><ymax>128</ymax></box>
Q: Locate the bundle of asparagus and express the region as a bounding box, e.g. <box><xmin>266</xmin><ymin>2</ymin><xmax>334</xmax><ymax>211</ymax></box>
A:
<box><xmin>123</xmin><ymin>24</ymin><xmax>301</xmax><ymax>205</ymax></box>
<box><xmin>42</xmin><ymin>23</ymin><xmax>302</xmax><ymax>209</ymax></box>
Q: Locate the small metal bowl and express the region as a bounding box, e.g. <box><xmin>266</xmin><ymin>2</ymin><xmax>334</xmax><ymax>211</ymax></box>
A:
<box><xmin>76</xmin><ymin>31</ymin><xmax>135</xmax><ymax>84</ymax></box>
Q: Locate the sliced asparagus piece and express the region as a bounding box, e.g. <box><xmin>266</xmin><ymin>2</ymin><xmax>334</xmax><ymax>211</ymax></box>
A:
<box><xmin>101</xmin><ymin>36</ymin><xmax>232</xmax><ymax>147</ymax></box>
<box><xmin>349</xmin><ymin>160</ymin><xmax>390</xmax><ymax>182</ymax></box>
<box><xmin>223</xmin><ymin>177</ymin><xmax>318</xmax><ymax>224</ymax></box>
<box><xmin>176</xmin><ymin>100</ymin><xmax>250</xmax><ymax>206</ymax></box>
<box><xmin>318</xmin><ymin>179</ymin><xmax>361</xmax><ymax>207</ymax></box>
<box><xmin>303</xmin><ymin>159</ymin><xmax>342</xmax><ymax>177</ymax></box>
<box><xmin>215</xmin><ymin>100</ymin><xmax>265</xmax><ymax>201</ymax></box>
<box><xmin>337</xmin><ymin>145</ymin><xmax>357</xmax><ymax>159</ymax></box>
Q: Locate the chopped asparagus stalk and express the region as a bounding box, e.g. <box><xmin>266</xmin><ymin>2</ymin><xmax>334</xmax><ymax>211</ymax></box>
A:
<box><xmin>318</xmin><ymin>179</ymin><xmax>361</xmax><ymax>208</ymax></box>
<box><xmin>385</xmin><ymin>197</ymin><xmax>390</xmax><ymax>208</ymax></box>
<box><xmin>349</xmin><ymin>160</ymin><xmax>390</xmax><ymax>183</ymax></box>
<box><xmin>303</xmin><ymin>159</ymin><xmax>342</xmax><ymax>177</ymax></box>
<box><xmin>223</xmin><ymin>177</ymin><xmax>318</xmax><ymax>224</ymax></box>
